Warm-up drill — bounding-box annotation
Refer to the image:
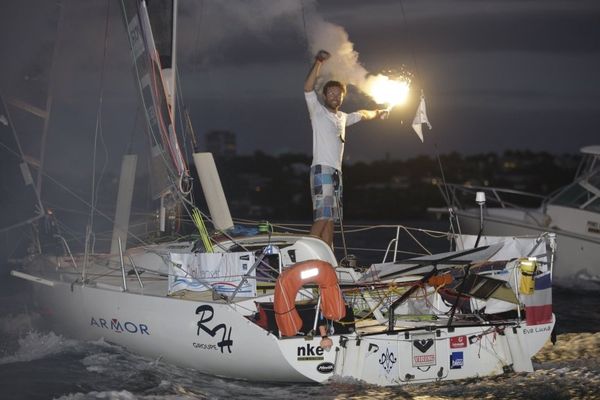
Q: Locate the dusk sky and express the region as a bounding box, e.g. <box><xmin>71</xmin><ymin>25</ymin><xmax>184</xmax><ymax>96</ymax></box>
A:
<box><xmin>1</xmin><ymin>0</ymin><xmax>599</xmax><ymax>176</ymax></box>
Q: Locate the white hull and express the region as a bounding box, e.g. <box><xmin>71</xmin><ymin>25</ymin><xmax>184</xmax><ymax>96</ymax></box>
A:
<box><xmin>20</xmin><ymin>232</ymin><xmax>555</xmax><ymax>386</ymax></box>
<box><xmin>33</xmin><ymin>279</ymin><xmax>308</xmax><ymax>382</ymax></box>
<box><xmin>456</xmin><ymin>208</ymin><xmax>600</xmax><ymax>287</ymax></box>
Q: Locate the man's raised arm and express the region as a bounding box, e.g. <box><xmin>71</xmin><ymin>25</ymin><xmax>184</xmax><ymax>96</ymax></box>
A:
<box><xmin>304</xmin><ymin>50</ymin><xmax>330</xmax><ymax>93</ymax></box>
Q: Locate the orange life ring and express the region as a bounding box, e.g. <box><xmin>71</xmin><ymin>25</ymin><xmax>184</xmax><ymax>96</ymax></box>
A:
<box><xmin>274</xmin><ymin>260</ymin><xmax>346</xmax><ymax>337</ymax></box>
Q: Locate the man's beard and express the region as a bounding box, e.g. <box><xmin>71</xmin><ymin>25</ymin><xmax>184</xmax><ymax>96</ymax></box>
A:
<box><xmin>325</xmin><ymin>99</ymin><xmax>340</xmax><ymax>110</ymax></box>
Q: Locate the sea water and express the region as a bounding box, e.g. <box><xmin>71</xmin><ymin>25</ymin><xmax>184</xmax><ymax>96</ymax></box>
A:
<box><xmin>1</xmin><ymin>223</ymin><xmax>600</xmax><ymax>399</ymax></box>
<box><xmin>1</xmin><ymin>281</ymin><xmax>599</xmax><ymax>400</ymax></box>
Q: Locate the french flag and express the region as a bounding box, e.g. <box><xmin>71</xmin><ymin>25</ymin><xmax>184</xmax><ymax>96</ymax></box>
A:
<box><xmin>523</xmin><ymin>271</ymin><xmax>553</xmax><ymax>325</ymax></box>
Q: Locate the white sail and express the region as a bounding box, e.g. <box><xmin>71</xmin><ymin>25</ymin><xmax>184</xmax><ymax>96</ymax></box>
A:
<box><xmin>121</xmin><ymin>0</ymin><xmax>188</xmax><ymax>198</ymax></box>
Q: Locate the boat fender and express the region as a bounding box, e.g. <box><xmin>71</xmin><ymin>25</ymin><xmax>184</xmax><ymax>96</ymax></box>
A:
<box><xmin>518</xmin><ymin>258</ymin><xmax>537</xmax><ymax>295</ymax></box>
<box><xmin>274</xmin><ymin>260</ymin><xmax>346</xmax><ymax>337</ymax></box>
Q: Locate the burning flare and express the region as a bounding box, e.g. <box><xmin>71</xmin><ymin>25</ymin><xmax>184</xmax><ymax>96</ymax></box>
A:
<box><xmin>364</xmin><ymin>74</ymin><xmax>410</xmax><ymax>110</ymax></box>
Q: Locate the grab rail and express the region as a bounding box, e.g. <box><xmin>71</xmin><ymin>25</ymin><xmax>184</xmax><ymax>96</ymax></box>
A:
<box><xmin>127</xmin><ymin>255</ymin><xmax>144</xmax><ymax>289</ymax></box>
<box><xmin>54</xmin><ymin>234</ymin><xmax>78</xmax><ymax>270</ymax></box>
<box><xmin>118</xmin><ymin>237</ymin><xmax>127</xmax><ymax>292</ymax></box>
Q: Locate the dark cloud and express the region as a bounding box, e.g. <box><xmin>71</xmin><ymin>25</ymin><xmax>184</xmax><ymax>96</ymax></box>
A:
<box><xmin>344</xmin><ymin>9</ymin><xmax>600</xmax><ymax>57</ymax></box>
<box><xmin>1</xmin><ymin>0</ymin><xmax>599</xmax><ymax>169</ymax></box>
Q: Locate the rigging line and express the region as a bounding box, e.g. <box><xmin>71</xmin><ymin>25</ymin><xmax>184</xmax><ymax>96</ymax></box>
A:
<box><xmin>0</xmin><ymin>94</ymin><xmax>27</xmax><ymax>164</ymax></box>
<box><xmin>398</xmin><ymin>1</ymin><xmax>452</xmax><ymax>225</ymax></box>
<box><xmin>39</xmin><ymin>171</ymin><xmax>150</xmax><ymax>247</ymax></box>
<box><xmin>400</xmin><ymin>225</ymin><xmax>432</xmax><ymax>255</ymax></box>
<box><xmin>177</xmin><ymin>192</ymin><xmax>250</xmax><ymax>254</ymax></box>
<box><xmin>126</xmin><ymin>105</ymin><xmax>140</xmax><ymax>154</ymax></box>
<box><xmin>0</xmin><ymin>96</ymin><xmax>45</xmax><ymax>215</ymax></box>
<box><xmin>89</xmin><ymin>0</ymin><xmax>112</xmax><ymax>236</ymax></box>
<box><xmin>268</xmin><ymin>225</ymin><xmax>308</xmax><ymax>234</ymax></box>
<box><xmin>397</xmin><ymin>0</ymin><xmax>421</xmax><ymax>87</ymax></box>
<box><xmin>247</xmin><ymin>218</ymin><xmax>446</xmax><ymax>234</ymax></box>
<box><xmin>174</xmin><ymin>67</ymin><xmax>193</xmax><ymax>161</ymax></box>
<box><xmin>300</xmin><ymin>0</ymin><xmax>309</xmax><ymax>49</ymax></box>
<box><xmin>340</xmin><ymin>246</ymin><xmax>426</xmax><ymax>257</ymax></box>
<box><xmin>192</xmin><ymin>0</ymin><xmax>205</xmax><ymax>66</ymax></box>
<box><xmin>0</xmin><ymin>215</ymin><xmax>45</xmax><ymax>235</ymax></box>
<box><xmin>434</xmin><ymin>141</ymin><xmax>452</xmax><ymax>201</ymax></box>
<box><xmin>93</xmin><ymin>112</ymin><xmax>110</xmax><ymax>227</ymax></box>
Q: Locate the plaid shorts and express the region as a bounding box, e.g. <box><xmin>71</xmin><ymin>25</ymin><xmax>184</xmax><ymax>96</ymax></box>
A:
<box><xmin>310</xmin><ymin>165</ymin><xmax>343</xmax><ymax>221</ymax></box>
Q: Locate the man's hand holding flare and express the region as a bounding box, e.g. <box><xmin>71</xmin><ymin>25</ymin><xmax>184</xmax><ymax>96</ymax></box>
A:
<box><xmin>315</xmin><ymin>50</ymin><xmax>331</xmax><ymax>62</ymax></box>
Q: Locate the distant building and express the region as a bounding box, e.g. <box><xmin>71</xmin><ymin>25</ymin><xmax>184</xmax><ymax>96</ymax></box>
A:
<box><xmin>205</xmin><ymin>130</ymin><xmax>236</xmax><ymax>157</ymax></box>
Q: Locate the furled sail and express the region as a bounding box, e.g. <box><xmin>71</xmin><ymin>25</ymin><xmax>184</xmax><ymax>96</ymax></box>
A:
<box><xmin>120</xmin><ymin>0</ymin><xmax>188</xmax><ymax>199</ymax></box>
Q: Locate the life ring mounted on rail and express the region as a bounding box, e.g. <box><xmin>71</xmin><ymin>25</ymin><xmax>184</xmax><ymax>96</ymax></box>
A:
<box><xmin>274</xmin><ymin>260</ymin><xmax>346</xmax><ymax>337</ymax></box>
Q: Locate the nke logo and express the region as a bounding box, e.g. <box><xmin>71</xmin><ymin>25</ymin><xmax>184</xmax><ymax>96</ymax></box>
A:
<box><xmin>297</xmin><ymin>344</ymin><xmax>324</xmax><ymax>357</ymax></box>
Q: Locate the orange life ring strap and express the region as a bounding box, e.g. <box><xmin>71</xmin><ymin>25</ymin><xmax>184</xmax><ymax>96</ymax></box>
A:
<box><xmin>273</xmin><ymin>260</ymin><xmax>346</xmax><ymax>337</ymax></box>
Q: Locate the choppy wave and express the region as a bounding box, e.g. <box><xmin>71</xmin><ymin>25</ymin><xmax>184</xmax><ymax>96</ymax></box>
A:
<box><xmin>0</xmin><ymin>312</ymin><xmax>38</xmax><ymax>336</ymax></box>
<box><xmin>0</xmin><ymin>330</ymin><xmax>77</xmax><ymax>365</ymax></box>
<box><xmin>1</xmin><ymin>284</ymin><xmax>600</xmax><ymax>399</ymax></box>
<box><xmin>0</xmin><ymin>330</ymin><xmax>598</xmax><ymax>400</ymax></box>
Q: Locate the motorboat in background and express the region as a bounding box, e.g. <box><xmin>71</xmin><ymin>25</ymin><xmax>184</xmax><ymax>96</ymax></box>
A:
<box><xmin>434</xmin><ymin>146</ymin><xmax>600</xmax><ymax>289</ymax></box>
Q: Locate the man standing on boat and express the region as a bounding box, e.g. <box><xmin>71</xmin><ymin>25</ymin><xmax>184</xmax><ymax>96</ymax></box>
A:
<box><xmin>304</xmin><ymin>50</ymin><xmax>388</xmax><ymax>247</ymax></box>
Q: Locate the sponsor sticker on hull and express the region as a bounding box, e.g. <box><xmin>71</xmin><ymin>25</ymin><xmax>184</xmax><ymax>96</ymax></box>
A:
<box><xmin>412</xmin><ymin>334</ymin><xmax>436</xmax><ymax>367</ymax></box>
<box><xmin>194</xmin><ymin>305</ymin><xmax>233</xmax><ymax>353</ymax></box>
<box><xmin>450</xmin><ymin>351</ymin><xmax>464</xmax><ymax>369</ymax></box>
<box><xmin>379</xmin><ymin>348</ymin><xmax>397</xmax><ymax>374</ymax></box>
<box><xmin>90</xmin><ymin>317</ymin><xmax>150</xmax><ymax>335</ymax></box>
<box><xmin>297</xmin><ymin>343</ymin><xmax>324</xmax><ymax>361</ymax></box>
<box><xmin>450</xmin><ymin>335</ymin><xmax>467</xmax><ymax>349</ymax></box>
<box><xmin>317</xmin><ymin>362</ymin><xmax>334</xmax><ymax>374</ymax></box>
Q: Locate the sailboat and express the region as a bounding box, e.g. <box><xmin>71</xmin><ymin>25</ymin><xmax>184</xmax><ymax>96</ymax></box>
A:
<box><xmin>6</xmin><ymin>0</ymin><xmax>557</xmax><ymax>386</ymax></box>
<box><xmin>434</xmin><ymin>146</ymin><xmax>600</xmax><ymax>290</ymax></box>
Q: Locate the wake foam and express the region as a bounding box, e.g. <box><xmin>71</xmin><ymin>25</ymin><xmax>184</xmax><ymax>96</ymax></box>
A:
<box><xmin>0</xmin><ymin>330</ymin><xmax>76</xmax><ymax>364</ymax></box>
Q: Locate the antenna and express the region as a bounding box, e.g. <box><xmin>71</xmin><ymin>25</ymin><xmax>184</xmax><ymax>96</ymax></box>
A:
<box><xmin>474</xmin><ymin>191</ymin><xmax>486</xmax><ymax>247</ymax></box>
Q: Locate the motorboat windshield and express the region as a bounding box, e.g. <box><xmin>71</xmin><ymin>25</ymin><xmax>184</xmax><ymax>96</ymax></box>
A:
<box><xmin>547</xmin><ymin>146</ymin><xmax>600</xmax><ymax>212</ymax></box>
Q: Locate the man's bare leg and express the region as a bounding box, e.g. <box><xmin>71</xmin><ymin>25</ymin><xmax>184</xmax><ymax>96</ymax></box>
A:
<box><xmin>310</xmin><ymin>219</ymin><xmax>334</xmax><ymax>248</ymax></box>
<box><xmin>322</xmin><ymin>220</ymin><xmax>334</xmax><ymax>248</ymax></box>
<box><xmin>310</xmin><ymin>219</ymin><xmax>326</xmax><ymax>237</ymax></box>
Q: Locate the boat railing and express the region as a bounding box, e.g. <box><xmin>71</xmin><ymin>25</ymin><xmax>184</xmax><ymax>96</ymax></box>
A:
<box><xmin>381</xmin><ymin>226</ymin><xmax>402</xmax><ymax>263</ymax></box>
<box><xmin>437</xmin><ymin>182</ymin><xmax>552</xmax><ymax>227</ymax></box>
<box><xmin>382</xmin><ymin>238</ymin><xmax>399</xmax><ymax>263</ymax></box>
<box><xmin>264</xmin><ymin>220</ymin><xmax>452</xmax><ymax>267</ymax></box>
<box><xmin>441</xmin><ymin>182</ymin><xmax>547</xmax><ymax>211</ymax></box>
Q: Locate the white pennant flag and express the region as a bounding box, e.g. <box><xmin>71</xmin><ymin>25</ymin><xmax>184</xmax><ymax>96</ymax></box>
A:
<box><xmin>412</xmin><ymin>94</ymin><xmax>432</xmax><ymax>142</ymax></box>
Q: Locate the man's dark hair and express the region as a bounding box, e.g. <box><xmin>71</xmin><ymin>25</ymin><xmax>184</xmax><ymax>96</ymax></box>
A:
<box><xmin>322</xmin><ymin>80</ymin><xmax>346</xmax><ymax>96</ymax></box>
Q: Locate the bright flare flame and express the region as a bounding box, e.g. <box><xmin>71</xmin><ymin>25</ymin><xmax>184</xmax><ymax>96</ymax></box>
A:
<box><xmin>365</xmin><ymin>74</ymin><xmax>410</xmax><ymax>109</ymax></box>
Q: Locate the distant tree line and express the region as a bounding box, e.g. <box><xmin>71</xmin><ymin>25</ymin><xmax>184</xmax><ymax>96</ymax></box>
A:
<box><xmin>205</xmin><ymin>150</ymin><xmax>580</xmax><ymax>221</ymax></box>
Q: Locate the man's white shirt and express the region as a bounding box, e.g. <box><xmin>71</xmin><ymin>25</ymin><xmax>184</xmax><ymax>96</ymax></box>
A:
<box><xmin>305</xmin><ymin>91</ymin><xmax>361</xmax><ymax>171</ymax></box>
